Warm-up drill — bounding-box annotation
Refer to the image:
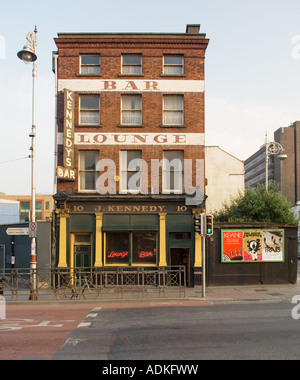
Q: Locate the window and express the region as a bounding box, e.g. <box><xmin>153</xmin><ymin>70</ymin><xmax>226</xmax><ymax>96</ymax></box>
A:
<box><xmin>132</xmin><ymin>232</ymin><xmax>157</xmax><ymax>265</ymax></box>
<box><xmin>80</xmin><ymin>55</ymin><xmax>100</xmax><ymax>75</ymax></box>
<box><xmin>163</xmin><ymin>55</ymin><xmax>184</xmax><ymax>75</ymax></box>
<box><xmin>105</xmin><ymin>232</ymin><xmax>157</xmax><ymax>266</ymax></box>
<box><xmin>163</xmin><ymin>95</ymin><xmax>184</xmax><ymax>126</ymax></box>
<box><xmin>106</xmin><ymin>232</ymin><xmax>130</xmax><ymax>265</ymax></box>
<box><xmin>120</xmin><ymin>150</ymin><xmax>142</xmax><ymax>193</ymax></box>
<box><xmin>122</xmin><ymin>54</ymin><xmax>142</xmax><ymax>74</ymax></box>
<box><xmin>79</xmin><ymin>94</ymin><xmax>100</xmax><ymax>125</ymax></box>
<box><xmin>20</xmin><ymin>201</ymin><xmax>42</xmax><ymax>222</ymax></box>
<box><xmin>79</xmin><ymin>151</ymin><xmax>99</xmax><ymax>191</ymax></box>
<box><xmin>121</xmin><ymin>95</ymin><xmax>142</xmax><ymax>125</ymax></box>
<box><xmin>163</xmin><ymin>151</ymin><xmax>184</xmax><ymax>194</ymax></box>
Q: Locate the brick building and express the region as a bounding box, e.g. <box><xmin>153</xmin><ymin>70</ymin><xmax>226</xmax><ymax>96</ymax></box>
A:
<box><xmin>53</xmin><ymin>25</ymin><xmax>209</xmax><ymax>286</ymax></box>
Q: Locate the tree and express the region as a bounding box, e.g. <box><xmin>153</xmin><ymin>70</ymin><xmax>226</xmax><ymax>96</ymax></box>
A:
<box><xmin>214</xmin><ymin>183</ymin><xmax>297</xmax><ymax>225</ymax></box>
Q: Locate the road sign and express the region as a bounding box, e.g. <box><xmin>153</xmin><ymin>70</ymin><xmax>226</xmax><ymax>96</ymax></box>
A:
<box><xmin>6</xmin><ymin>228</ymin><xmax>29</xmax><ymax>236</ymax></box>
<box><xmin>29</xmin><ymin>222</ymin><xmax>37</xmax><ymax>238</ymax></box>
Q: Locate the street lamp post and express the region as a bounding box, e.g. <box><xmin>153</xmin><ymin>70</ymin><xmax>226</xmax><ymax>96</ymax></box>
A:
<box><xmin>17</xmin><ymin>26</ymin><xmax>38</xmax><ymax>301</ymax></box>
<box><xmin>265</xmin><ymin>132</ymin><xmax>287</xmax><ymax>192</ymax></box>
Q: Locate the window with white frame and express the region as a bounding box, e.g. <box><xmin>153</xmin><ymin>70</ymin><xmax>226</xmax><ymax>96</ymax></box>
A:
<box><xmin>80</xmin><ymin>55</ymin><xmax>100</xmax><ymax>75</ymax></box>
<box><xmin>121</xmin><ymin>95</ymin><xmax>142</xmax><ymax>125</ymax></box>
<box><xmin>120</xmin><ymin>150</ymin><xmax>142</xmax><ymax>193</ymax></box>
<box><xmin>163</xmin><ymin>151</ymin><xmax>184</xmax><ymax>194</ymax></box>
<box><xmin>163</xmin><ymin>95</ymin><xmax>184</xmax><ymax>126</ymax></box>
<box><xmin>163</xmin><ymin>55</ymin><xmax>184</xmax><ymax>75</ymax></box>
<box><xmin>79</xmin><ymin>151</ymin><xmax>99</xmax><ymax>191</ymax></box>
<box><xmin>79</xmin><ymin>94</ymin><xmax>100</xmax><ymax>125</ymax></box>
<box><xmin>122</xmin><ymin>54</ymin><xmax>142</xmax><ymax>74</ymax></box>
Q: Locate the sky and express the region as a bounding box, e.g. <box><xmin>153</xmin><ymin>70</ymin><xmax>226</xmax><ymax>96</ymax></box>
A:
<box><xmin>0</xmin><ymin>0</ymin><xmax>300</xmax><ymax>195</ymax></box>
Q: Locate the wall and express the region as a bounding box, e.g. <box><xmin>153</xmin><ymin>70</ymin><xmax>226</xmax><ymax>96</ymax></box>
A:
<box><xmin>205</xmin><ymin>147</ymin><xmax>244</xmax><ymax>213</ymax></box>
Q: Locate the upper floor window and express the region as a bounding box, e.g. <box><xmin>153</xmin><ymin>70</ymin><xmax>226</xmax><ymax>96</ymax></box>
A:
<box><xmin>121</xmin><ymin>95</ymin><xmax>142</xmax><ymax>126</ymax></box>
<box><xmin>122</xmin><ymin>54</ymin><xmax>142</xmax><ymax>75</ymax></box>
<box><xmin>79</xmin><ymin>94</ymin><xmax>100</xmax><ymax>125</ymax></box>
<box><xmin>163</xmin><ymin>151</ymin><xmax>184</xmax><ymax>194</ymax></box>
<box><xmin>120</xmin><ymin>150</ymin><xmax>143</xmax><ymax>193</ymax></box>
<box><xmin>163</xmin><ymin>55</ymin><xmax>184</xmax><ymax>75</ymax></box>
<box><xmin>163</xmin><ymin>95</ymin><xmax>184</xmax><ymax>126</ymax></box>
<box><xmin>79</xmin><ymin>151</ymin><xmax>99</xmax><ymax>191</ymax></box>
<box><xmin>80</xmin><ymin>55</ymin><xmax>100</xmax><ymax>75</ymax></box>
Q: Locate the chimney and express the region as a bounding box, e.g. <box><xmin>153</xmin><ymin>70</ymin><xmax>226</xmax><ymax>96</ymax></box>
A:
<box><xmin>186</xmin><ymin>24</ymin><xmax>200</xmax><ymax>34</ymax></box>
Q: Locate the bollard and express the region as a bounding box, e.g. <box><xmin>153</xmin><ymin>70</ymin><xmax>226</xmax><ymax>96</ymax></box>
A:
<box><xmin>0</xmin><ymin>295</ymin><xmax>5</xmax><ymax>320</ymax></box>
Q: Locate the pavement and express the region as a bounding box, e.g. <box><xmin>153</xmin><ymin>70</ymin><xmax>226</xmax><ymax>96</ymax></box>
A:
<box><xmin>3</xmin><ymin>281</ymin><xmax>300</xmax><ymax>305</ymax></box>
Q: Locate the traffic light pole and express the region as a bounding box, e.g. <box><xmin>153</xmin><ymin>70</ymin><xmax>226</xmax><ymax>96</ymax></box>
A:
<box><xmin>202</xmin><ymin>235</ymin><xmax>206</xmax><ymax>298</ymax></box>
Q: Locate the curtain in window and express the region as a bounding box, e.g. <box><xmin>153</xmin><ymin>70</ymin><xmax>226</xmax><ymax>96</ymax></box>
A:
<box><xmin>163</xmin><ymin>151</ymin><xmax>184</xmax><ymax>193</ymax></box>
<box><xmin>163</xmin><ymin>95</ymin><xmax>184</xmax><ymax>125</ymax></box>
<box><xmin>122</xmin><ymin>95</ymin><xmax>142</xmax><ymax>125</ymax></box>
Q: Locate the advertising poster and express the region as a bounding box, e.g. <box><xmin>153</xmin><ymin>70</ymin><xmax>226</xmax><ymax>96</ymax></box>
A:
<box><xmin>221</xmin><ymin>229</ymin><xmax>284</xmax><ymax>263</ymax></box>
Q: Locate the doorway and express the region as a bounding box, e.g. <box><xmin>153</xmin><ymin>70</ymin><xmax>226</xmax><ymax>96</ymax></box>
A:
<box><xmin>170</xmin><ymin>247</ymin><xmax>190</xmax><ymax>286</ymax></box>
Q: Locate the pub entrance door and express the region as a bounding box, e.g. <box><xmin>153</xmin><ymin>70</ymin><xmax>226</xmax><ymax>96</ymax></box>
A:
<box><xmin>170</xmin><ymin>247</ymin><xmax>190</xmax><ymax>286</ymax></box>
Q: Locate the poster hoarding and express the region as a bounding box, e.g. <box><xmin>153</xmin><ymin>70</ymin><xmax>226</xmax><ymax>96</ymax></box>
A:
<box><xmin>221</xmin><ymin>229</ymin><xmax>284</xmax><ymax>263</ymax></box>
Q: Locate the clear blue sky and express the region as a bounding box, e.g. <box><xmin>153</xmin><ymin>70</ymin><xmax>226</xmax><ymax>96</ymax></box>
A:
<box><xmin>1</xmin><ymin>0</ymin><xmax>300</xmax><ymax>195</ymax></box>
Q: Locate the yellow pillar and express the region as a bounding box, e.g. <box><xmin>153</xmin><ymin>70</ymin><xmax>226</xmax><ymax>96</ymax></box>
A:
<box><xmin>159</xmin><ymin>213</ymin><xmax>167</xmax><ymax>266</ymax></box>
<box><xmin>94</xmin><ymin>213</ymin><xmax>103</xmax><ymax>267</ymax></box>
<box><xmin>194</xmin><ymin>232</ymin><xmax>202</xmax><ymax>267</ymax></box>
<box><xmin>57</xmin><ymin>210</ymin><xmax>69</xmax><ymax>268</ymax></box>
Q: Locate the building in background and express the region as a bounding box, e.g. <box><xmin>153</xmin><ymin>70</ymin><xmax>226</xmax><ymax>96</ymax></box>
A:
<box><xmin>205</xmin><ymin>146</ymin><xmax>244</xmax><ymax>213</ymax></box>
<box><xmin>245</xmin><ymin>121</ymin><xmax>300</xmax><ymax>206</ymax></box>
<box><xmin>0</xmin><ymin>199</ymin><xmax>20</xmax><ymax>224</ymax></box>
<box><xmin>0</xmin><ymin>195</ymin><xmax>53</xmax><ymax>222</ymax></box>
<box><xmin>53</xmin><ymin>25</ymin><xmax>209</xmax><ymax>286</ymax></box>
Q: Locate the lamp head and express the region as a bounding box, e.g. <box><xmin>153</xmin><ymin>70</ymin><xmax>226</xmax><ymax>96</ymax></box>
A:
<box><xmin>17</xmin><ymin>45</ymin><xmax>37</xmax><ymax>64</ymax></box>
<box><xmin>277</xmin><ymin>154</ymin><xmax>287</xmax><ymax>161</ymax></box>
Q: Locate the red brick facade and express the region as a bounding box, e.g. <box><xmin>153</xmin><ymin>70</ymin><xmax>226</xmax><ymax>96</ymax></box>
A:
<box><xmin>53</xmin><ymin>25</ymin><xmax>209</xmax><ymax>283</ymax></box>
<box><xmin>54</xmin><ymin>26</ymin><xmax>209</xmax><ymax>195</ymax></box>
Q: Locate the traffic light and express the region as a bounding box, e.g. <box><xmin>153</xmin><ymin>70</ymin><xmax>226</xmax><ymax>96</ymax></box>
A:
<box><xmin>205</xmin><ymin>214</ymin><xmax>213</xmax><ymax>236</ymax></box>
<box><xmin>194</xmin><ymin>213</ymin><xmax>204</xmax><ymax>235</ymax></box>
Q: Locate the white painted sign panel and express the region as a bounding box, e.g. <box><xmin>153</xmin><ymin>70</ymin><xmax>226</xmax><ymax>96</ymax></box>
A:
<box><xmin>73</xmin><ymin>132</ymin><xmax>205</xmax><ymax>146</ymax></box>
<box><xmin>58</xmin><ymin>79</ymin><xmax>205</xmax><ymax>93</ymax></box>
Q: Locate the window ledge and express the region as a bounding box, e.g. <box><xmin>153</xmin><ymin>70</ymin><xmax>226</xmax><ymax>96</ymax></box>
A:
<box><xmin>160</xmin><ymin>74</ymin><xmax>186</xmax><ymax>77</ymax></box>
<box><xmin>160</xmin><ymin>124</ymin><xmax>186</xmax><ymax>128</ymax></box>
<box><xmin>76</xmin><ymin>74</ymin><xmax>102</xmax><ymax>77</ymax></box>
<box><xmin>118</xmin><ymin>73</ymin><xmax>144</xmax><ymax>77</ymax></box>
<box><xmin>76</xmin><ymin>124</ymin><xmax>102</xmax><ymax>128</ymax></box>
<box><xmin>117</xmin><ymin>124</ymin><xmax>145</xmax><ymax>128</ymax></box>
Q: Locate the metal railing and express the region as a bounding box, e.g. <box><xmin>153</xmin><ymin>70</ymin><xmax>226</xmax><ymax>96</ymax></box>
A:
<box><xmin>0</xmin><ymin>266</ymin><xmax>186</xmax><ymax>301</ymax></box>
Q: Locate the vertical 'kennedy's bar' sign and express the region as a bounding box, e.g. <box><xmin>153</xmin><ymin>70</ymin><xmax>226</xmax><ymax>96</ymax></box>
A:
<box><xmin>63</xmin><ymin>89</ymin><xmax>75</xmax><ymax>169</ymax></box>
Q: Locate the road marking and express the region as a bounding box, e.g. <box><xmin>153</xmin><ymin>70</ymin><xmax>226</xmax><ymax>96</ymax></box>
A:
<box><xmin>0</xmin><ymin>319</ymin><xmax>75</xmax><ymax>332</ymax></box>
<box><xmin>77</xmin><ymin>321</ymin><xmax>91</xmax><ymax>328</ymax></box>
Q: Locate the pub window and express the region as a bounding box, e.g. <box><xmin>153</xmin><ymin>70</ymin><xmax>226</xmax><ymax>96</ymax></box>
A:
<box><xmin>79</xmin><ymin>151</ymin><xmax>99</xmax><ymax>192</ymax></box>
<box><xmin>163</xmin><ymin>151</ymin><xmax>184</xmax><ymax>194</ymax></box>
<box><xmin>120</xmin><ymin>150</ymin><xmax>143</xmax><ymax>193</ymax></box>
<box><xmin>163</xmin><ymin>55</ymin><xmax>184</xmax><ymax>75</ymax></box>
<box><xmin>106</xmin><ymin>232</ymin><xmax>130</xmax><ymax>265</ymax></box>
<box><xmin>121</xmin><ymin>54</ymin><xmax>142</xmax><ymax>74</ymax></box>
<box><xmin>105</xmin><ymin>232</ymin><xmax>157</xmax><ymax>266</ymax></box>
<box><xmin>163</xmin><ymin>95</ymin><xmax>184</xmax><ymax>126</ymax></box>
<box><xmin>121</xmin><ymin>95</ymin><xmax>142</xmax><ymax>126</ymax></box>
<box><xmin>79</xmin><ymin>94</ymin><xmax>100</xmax><ymax>125</ymax></box>
<box><xmin>80</xmin><ymin>55</ymin><xmax>100</xmax><ymax>75</ymax></box>
<box><xmin>132</xmin><ymin>232</ymin><xmax>157</xmax><ymax>265</ymax></box>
